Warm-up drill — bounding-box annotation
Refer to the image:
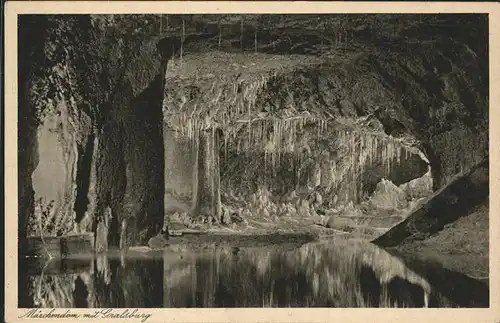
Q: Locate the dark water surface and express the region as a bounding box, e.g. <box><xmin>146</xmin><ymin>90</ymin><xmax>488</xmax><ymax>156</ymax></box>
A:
<box><xmin>19</xmin><ymin>239</ymin><xmax>488</xmax><ymax>308</ymax></box>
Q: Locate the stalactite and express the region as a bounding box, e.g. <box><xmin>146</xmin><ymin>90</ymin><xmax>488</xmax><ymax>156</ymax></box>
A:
<box><xmin>218</xmin><ymin>21</ymin><xmax>222</xmax><ymax>51</ymax></box>
<box><xmin>368</xmin><ymin>135</ymin><xmax>374</xmax><ymax>164</ymax></box>
<box><xmin>224</xmin><ymin>130</ymin><xmax>229</xmax><ymax>161</ymax></box>
<box><xmin>181</xmin><ymin>18</ymin><xmax>185</xmax><ymax>67</ymax></box>
<box><xmin>171</xmin><ymin>44</ymin><xmax>175</xmax><ymax>65</ymax></box>
<box><xmin>397</xmin><ymin>144</ymin><xmax>401</xmax><ymax>164</ymax></box>
<box><xmin>254</xmin><ymin>31</ymin><xmax>258</xmax><ymax>53</ymax></box>
<box><xmin>264</xmin><ymin>149</ymin><xmax>268</xmax><ymax>171</ymax></box>
<box><xmin>351</xmin><ymin>133</ymin><xmax>356</xmax><ymax>179</ymax></box>
<box><xmin>387</xmin><ymin>139</ymin><xmax>392</xmax><ymax>175</ymax></box>
<box><xmin>240</xmin><ymin>19</ymin><xmax>244</xmax><ymax>52</ymax></box>
<box><xmin>247</xmin><ymin>102</ymin><xmax>251</xmax><ymax>148</ymax></box>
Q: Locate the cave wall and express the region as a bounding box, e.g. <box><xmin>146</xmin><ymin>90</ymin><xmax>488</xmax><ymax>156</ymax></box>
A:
<box><xmin>250</xmin><ymin>44</ymin><xmax>488</xmax><ymax>190</ymax></box>
<box><xmin>18</xmin><ymin>15</ymin><xmax>176</xmax><ymax>248</ymax></box>
<box><xmin>18</xmin><ymin>57</ymin><xmax>39</xmax><ymax>245</ymax></box>
<box><xmin>164</xmin><ymin>28</ymin><xmax>487</xmax><ymax>205</ymax></box>
<box><xmin>123</xmin><ymin>74</ymin><xmax>166</xmax><ymax>244</ymax></box>
<box><xmin>19</xmin><ymin>15</ymin><xmax>488</xmax><ymax>245</ymax></box>
<box><xmin>163</xmin><ymin>15</ymin><xmax>488</xmax><ymax>194</ymax></box>
<box><xmin>89</xmin><ymin>41</ymin><xmax>169</xmax><ymax>246</ymax></box>
<box><xmin>18</xmin><ymin>15</ymin><xmax>103</xmax><ymax>241</ymax></box>
<box><xmin>30</xmin><ymin>99</ymin><xmax>94</xmax><ymax>234</ymax></box>
<box><xmin>373</xmin><ymin>157</ymin><xmax>488</xmax><ymax>247</ymax></box>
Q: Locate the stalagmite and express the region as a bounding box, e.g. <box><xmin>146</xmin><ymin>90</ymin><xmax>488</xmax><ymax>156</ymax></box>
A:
<box><xmin>191</xmin><ymin>129</ymin><xmax>221</xmax><ymax>222</ymax></box>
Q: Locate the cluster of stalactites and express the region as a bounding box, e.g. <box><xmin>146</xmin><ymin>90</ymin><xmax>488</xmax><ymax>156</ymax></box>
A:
<box><xmin>171</xmin><ymin>112</ymin><xmax>417</xmax><ymax>163</ymax></box>
<box><xmin>228</xmin><ymin>121</ymin><xmax>420</xmax><ymax>202</ymax></box>
<box><xmin>222</xmin><ymin>117</ymin><xmax>327</xmax><ymax>169</ymax></box>
<box><xmin>168</xmin><ymin>109</ymin><xmax>326</xmax><ymax>162</ymax></box>
<box><xmin>163</xmin><ymin>70</ymin><xmax>273</xmax><ymax>132</ymax></box>
<box><xmin>168</xmin><ymin>112</ymin><xmax>423</xmax><ymax>205</ymax></box>
<box><xmin>314</xmin><ymin>128</ymin><xmax>424</xmax><ymax>204</ymax></box>
<box><xmin>231</xmin><ymin>120</ymin><xmax>415</xmax><ymax>178</ymax></box>
<box><xmin>335</xmin><ymin>129</ymin><xmax>411</xmax><ymax>180</ymax></box>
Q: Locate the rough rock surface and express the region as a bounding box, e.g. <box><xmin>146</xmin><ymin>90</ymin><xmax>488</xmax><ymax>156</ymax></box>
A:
<box><xmin>368</xmin><ymin>179</ymin><xmax>408</xmax><ymax>210</ymax></box>
<box><xmin>19</xmin><ymin>16</ymin><xmax>101</xmax><ymax>242</ymax></box>
<box><xmin>373</xmin><ymin>158</ymin><xmax>488</xmax><ymax>247</ymax></box>
<box><xmin>164</xmin><ymin>15</ymin><xmax>488</xmax><ymax>193</ymax></box>
<box><xmin>18</xmin><ymin>15</ymin><xmax>183</xmax><ymax>248</ymax></box>
<box><xmin>19</xmin><ymin>15</ymin><xmax>488</xmax><ymax>250</ymax></box>
<box><xmin>163</xmin><ymin>39</ymin><xmax>487</xmax><ymax>214</ymax></box>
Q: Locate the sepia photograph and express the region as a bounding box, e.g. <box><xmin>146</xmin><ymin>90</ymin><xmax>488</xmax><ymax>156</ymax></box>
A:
<box><xmin>4</xmin><ymin>2</ymin><xmax>500</xmax><ymax>322</ymax></box>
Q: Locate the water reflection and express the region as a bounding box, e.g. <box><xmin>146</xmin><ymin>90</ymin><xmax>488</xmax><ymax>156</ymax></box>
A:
<box><xmin>163</xmin><ymin>241</ymin><xmax>433</xmax><ymax>307</ymax></box>
<box><xmin>22</xmin><ymin>254</ymin><xmax>164</xmax><ymax>308</ymax></box>
<box><xmin>20</xmin><ymin>239</ymin><xmax>488</xmax><ymax>308</ymax></box>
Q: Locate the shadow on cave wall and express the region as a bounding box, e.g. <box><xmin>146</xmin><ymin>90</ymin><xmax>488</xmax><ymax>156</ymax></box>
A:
<box><xmin>95</xmin><ymin>74</ymin><xmax>166</xmax><ymax>247</ymax></box>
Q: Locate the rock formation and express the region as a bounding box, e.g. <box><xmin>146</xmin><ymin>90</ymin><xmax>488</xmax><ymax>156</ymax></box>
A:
<box><xmin>18</xmin><ymin>15</ymin><xmax>184</xmax><ymax>248</ymax></box>
<box><xmin>19</xmin><ymin>14</ymin><xmax>489</xmax><ymax>250</ymax></box>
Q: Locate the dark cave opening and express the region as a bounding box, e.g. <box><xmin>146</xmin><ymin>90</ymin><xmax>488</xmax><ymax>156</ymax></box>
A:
<box><xmin>74</xmin><ymin>133</ymin><xmax>95</xmax><ymax>224</ymax></box>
